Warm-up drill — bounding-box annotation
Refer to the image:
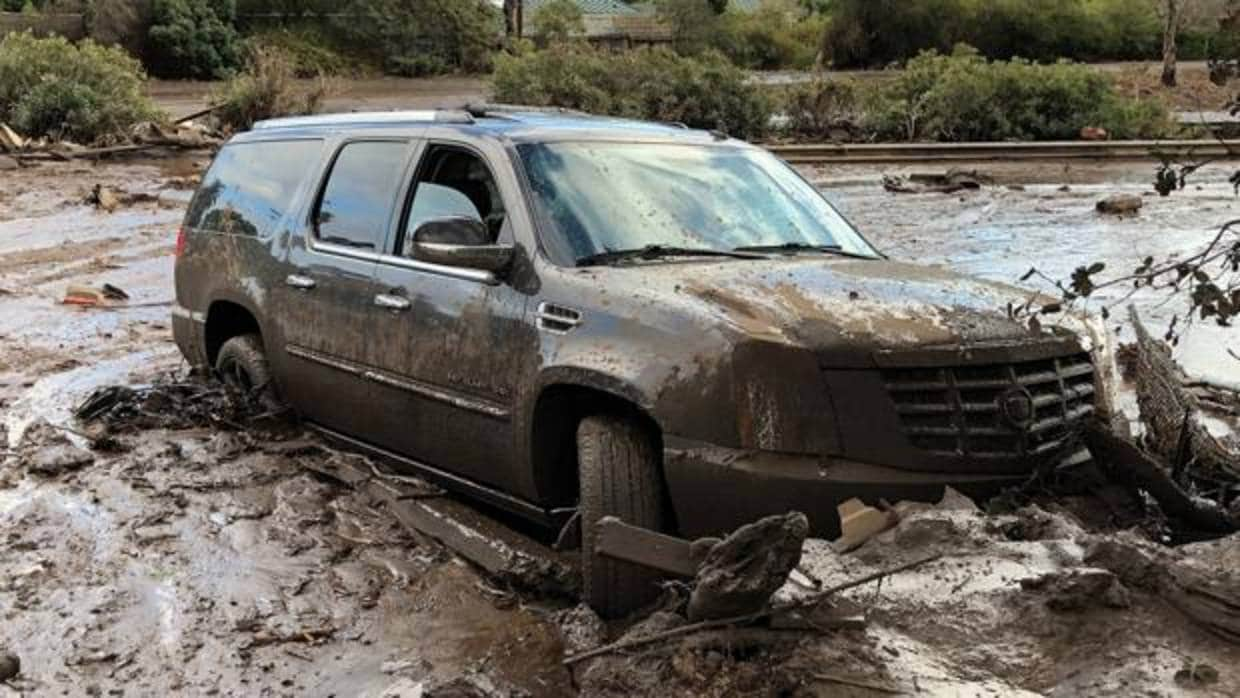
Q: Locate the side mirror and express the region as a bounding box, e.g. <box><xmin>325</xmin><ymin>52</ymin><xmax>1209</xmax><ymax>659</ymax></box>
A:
<box><xmin>410</xmin><ymin>217</ymin><xmax>514</xmax><ymax>273</ymax></box>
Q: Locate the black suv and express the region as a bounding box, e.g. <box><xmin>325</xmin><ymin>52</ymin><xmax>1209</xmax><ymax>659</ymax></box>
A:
<box><xmin>173</xmin><ymin>107</ymin><xmax>1120</xmax><ymax>615</ymax></box>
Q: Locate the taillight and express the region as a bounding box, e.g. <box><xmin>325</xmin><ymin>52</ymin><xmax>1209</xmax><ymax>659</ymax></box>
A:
<box><xmin>175</xmin><ymin>226</ymin><xmax>187</xmax><ymax>257</ymax></box>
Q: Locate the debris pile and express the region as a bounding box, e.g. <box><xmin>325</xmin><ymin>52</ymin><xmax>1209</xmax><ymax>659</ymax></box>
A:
<box><xmin>74</xmin><ymin>377</ymin><xmax>287</xmax><ymax>436</ymax></box>
<box><xmin>883</xmin><ymin>169</ymin><xmax>991</xmax><ymax>194</ymax></box>
<box><xmin>0</xmin><ymin>119</ymin><xmax>221</xmax><ymax>164</ymax></box>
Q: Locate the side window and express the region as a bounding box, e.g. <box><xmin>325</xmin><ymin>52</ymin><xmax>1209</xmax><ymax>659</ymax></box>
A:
<box><xmin>402</xmin><ymin>145</ymin><xmax>506</xmax><ymax>255</ymax></box>
<box><xmin>315</xmin><ymin>141</ymin><xmax>408</xmax><ymax>251</ymax></box>
<box><xmin>186</xmin><ymin>139</ymin><xmax>322</xmax><ymax>237</ymax></box>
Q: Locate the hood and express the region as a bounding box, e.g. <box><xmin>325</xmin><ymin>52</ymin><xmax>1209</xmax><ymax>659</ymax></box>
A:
<box><xmin>578</xmin><ymin>256</ymin><xmax>1085</xmax><ymax>366</ymax></box>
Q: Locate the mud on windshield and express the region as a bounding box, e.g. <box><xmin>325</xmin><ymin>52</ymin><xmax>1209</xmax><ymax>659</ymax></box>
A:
<box><xmin>516</xmin><ymin>141</ymin><xmax>880</xmax><ymax>266</ymax></box>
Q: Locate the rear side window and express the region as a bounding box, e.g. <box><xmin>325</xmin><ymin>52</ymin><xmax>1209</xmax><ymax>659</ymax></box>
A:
<box><xmin>314</xmin><ymin>141</ymin><xmax>409</xmax><ymax>251</ymax></box>
<box><xmin>185</xmin><ymin>139</ymin><xmax>322</xmax><ymax>237</ymax></box>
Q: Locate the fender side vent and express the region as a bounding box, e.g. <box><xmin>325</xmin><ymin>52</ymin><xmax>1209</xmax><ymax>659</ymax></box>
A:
<box><xmin>537</xmin><ymin>302</ymin><xmax>582</xmax><ymax>334</ymax></box>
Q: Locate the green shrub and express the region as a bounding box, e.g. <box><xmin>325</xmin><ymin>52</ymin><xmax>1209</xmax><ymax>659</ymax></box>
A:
<box><xmin>147</xmin><ymin>0</ymin><xmax>243</xmax><ymax>79</ymax></box>
<box><xmin>719</xmin><ymin>0</ymin><xmax>825</xmax><ymax>70</ymax></box>
<box><xmin>332</xmin><ymin>0</ymin><xmax>499</xmax><ymax>77</ymax></box>
<box><xmin>780</xmin><ymin>78</ymin><xmax>870</xmax><ymax>140</ymax></box>
<box><xmin>0</xmin><ymin>32</ymin><xmax>160</xmax><ymax>144</ymax></box>
<box><xmin>862</xmin><ymin>47</ymin><xmax>1175</xmax><ymax>141</ymax></box>
<box><xmin>243</xmin><ymin>26</ymin><xmax>366</xmax><ymax>78</ymax></box>
<box><xmin>492</xmin><ymin>45</ymin><xmax>773</xmax><ymax>139</ymax></box>
<box><xmin>530</xmin><ymin>0</ymin><xmax>585</xmax><ymax>44</ymax></box>
<box><xmin>209</xmin><ymin>47</ymin><xmax>330</xmax><ymax>133</ymax></box>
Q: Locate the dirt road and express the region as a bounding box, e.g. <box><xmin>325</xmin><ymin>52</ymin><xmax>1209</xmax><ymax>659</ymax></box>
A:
<box><xmin>2</xmin><ymin>154</ymin><xmax>1238</xmax><ymax>696</ymax></box>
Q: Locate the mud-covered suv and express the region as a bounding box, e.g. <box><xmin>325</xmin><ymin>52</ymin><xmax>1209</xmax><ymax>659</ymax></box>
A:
<box><xmin>174</xmin><ymin>107</ymin><xmax>1120</xmax><ymax>615</ymax></box>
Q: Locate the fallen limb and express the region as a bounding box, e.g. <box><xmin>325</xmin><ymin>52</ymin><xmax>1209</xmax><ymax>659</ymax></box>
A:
<box><xmin>1084</xmin><ymin>423</ymin><xmax>1237</xmax><ymax>533</ymax></box>
<box><xmin>563</xmin><ymin>553</ymin><xmax>942</xmax><ymax>666</ymax></box>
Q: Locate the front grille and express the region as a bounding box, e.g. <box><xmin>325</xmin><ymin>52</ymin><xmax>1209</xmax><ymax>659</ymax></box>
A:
<box><xmin>882</xmin><ymin>353</ymin><xmax>1095</xmax><ymax>459</ymax></box>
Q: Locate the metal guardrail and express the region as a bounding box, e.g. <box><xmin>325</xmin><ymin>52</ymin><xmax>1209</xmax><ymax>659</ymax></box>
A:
<box><xmin>766</xmin><ymin>139</ymin><xmax>1240</xmax><ymax>164</ymax></box>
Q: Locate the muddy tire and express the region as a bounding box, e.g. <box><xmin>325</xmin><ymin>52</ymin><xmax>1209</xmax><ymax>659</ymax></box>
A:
<box><xmin>215</xmin><ymin>333</ymin><xmax>281</xmax><ymax>409</ymax></box>
<box><xmin>577</xmin><ymin>415</ymin><xmax>669</xmax><ymax>618</ymax></box>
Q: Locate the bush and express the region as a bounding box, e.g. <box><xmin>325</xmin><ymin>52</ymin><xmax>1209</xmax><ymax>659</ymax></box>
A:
<box><xmin>718</xmin><ymin>0</ymin><xmax>826</xmax><ymax>70</ymax></box>
<box><xmin>492</xmin><ymin>45</ymin><xmax>773</xmax><ymax>139</ymax></box>
<box><xmin>243</xmin><ymin>26</ymin><xmax>366</xmax><ymax>78</ymax></box>
<box><xmin>780</xmin><ymin>78</ymin><xmax>869</xmax><ymax>140</ymax></box>
<box><xmin>209</xmin><ymin>47</ymin><xmax>329</xmax><ymax>132</ymax></box>
<box><xmin>0</xmin><ymin>32</ymin><xmax>159</xmax><ymax>144</ymax></box>
<box><xmin>333</xmin><ymin>0</ymin><xmax>498</xmax><ymax>77</ymax></box>
<box><xmin>530</xmin><ymin>0</ymin><xmax>585</xmax><ymax>44</ymax></box>
<box><xmin>861</xmin><ymin>47</ymin><xmax>1175</xmax><ymax>141</ymax></box>
<box><xmin>822</xmin><ymin>0</ymin><xmax>1223</xmax><ymax>67</ymax></box>
<box><xmin>147</xmin><ymin>0</ymin><xmax>243</xmax><ymax>79</ymax></box>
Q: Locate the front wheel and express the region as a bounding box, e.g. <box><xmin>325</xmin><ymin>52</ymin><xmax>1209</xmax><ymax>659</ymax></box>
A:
<box><xmin>577</xmin><ymin>415</ymin><xmax>669</xmax><ymax>618</ymax></box>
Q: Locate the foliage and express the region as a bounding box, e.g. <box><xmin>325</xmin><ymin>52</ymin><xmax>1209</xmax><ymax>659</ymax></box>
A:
<box><xmin>243</xmin><ymin>25</ymin><xmax>365</xmax><ymax>77</ymax></box>
<box><xmin>332</xmin><ymin>0</ymin><xmax>499</xmax><ymax>77</ymax></box>
<box><xmin>780</xmin><ymin>78</ymin><xmax>868</xmax><ymax>140</ymax></box>
<box><xmin>0</xmin><ymin>32</ymin><xmax>159</xmax><ymax>144</ymax></box>
<box><xmin>718</xmin><ymin>0</ymin><xmax>826</xmax><ymax>70</ymax></box>
<box><xmin>821</xmin><ymin>0</ymin><xmax>1228</xmax><ymax>68</ymax></box>
<box><xmin>862</xmin><ymin>47</ymin><xmax>1176</xmax><ymax>141</ymax></box>
<box><xmin>492</xmin><ymin>44</ymin><xmax>773</xmax><ymax>139</ymax></box>
<box><xmin>656</xmin><ymin>0</ymin><xmax>726</xmax><ymax>55</ymax></box>
<box><xmin>531</xmin><ymin>0</ymin><xmax>585</xmax><ymax>44</ymax></box>
<box><xmin>147</xmin><ymin>0</ymin><xmax>243</xmax><ymax>79</ymax></box>
<box><xmin>209</xmin><ymin>46</ymin><xmax>329</xmax><ymax>132</ymax></box>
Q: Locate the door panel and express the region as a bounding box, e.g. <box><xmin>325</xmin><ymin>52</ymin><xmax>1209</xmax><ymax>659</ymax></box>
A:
<box><xmin>364</xmin><ymin>142</ymin><xmax>533</xmax><ymax>494</ymax></box>
<box><xmin>275</xmin><ymin>139</ymin><xmax>411</xmax><ymax>437</ymax></box>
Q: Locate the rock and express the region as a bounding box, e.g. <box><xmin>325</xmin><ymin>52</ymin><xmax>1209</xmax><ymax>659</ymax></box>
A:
<box><xmin>0</xmin><ymin>652</ymin><xmax>18</xmax><ymax>681</ymax></box>
<box><xmin>0</xmin><ymin>155</ymin><xmax>18</xmax><ymax>171</ymax></box>
<box><xmin>28</xmin><ymin>443</ymin><xmax>94</xmax><ymax>476</ymax></box>
<box><xmin>554</xmin><ymin>604</ymin><xmax>606</xmax><ymax>655</ymax></box>
<box><xmin>1175</xmin><ymin>661</ymin><xmax>1220</xmax><ymax>688</ymax></box>
<box><xmin>1080</xmin><ymin>126</ymin><xmax>1108</xmax><ymax>141</ymax></box>
<box><xmin>1096</xmin><ymin>194</ymin><xmax>1143</xmax><ymax>215</ymax></box>
<box><xmin>688</xmin><ymin>511</ymin><xmax>809</xmax><ymax>621</ymax></box>
<box><xmin>1020</xmin><ymin>568</ymin><xmax>1132</xmax><ymax>611</ymax></box>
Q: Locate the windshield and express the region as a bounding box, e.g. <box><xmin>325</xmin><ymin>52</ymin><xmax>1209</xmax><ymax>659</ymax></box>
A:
<box><xmin>517</xmin><ymin>141</ymin><xmax>879</xmax><ymax>266</ymax></box>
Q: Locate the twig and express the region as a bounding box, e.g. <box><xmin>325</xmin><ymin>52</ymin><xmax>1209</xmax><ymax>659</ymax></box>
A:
<box><xmin>563</xmin><ymin>554</ymin><xmax>942</xmax><ymax>666</ymax></box>
<box><xmin>812</xmin><ymin>672</ymin><xmax>906</xmax><ymax>695</ymax></box>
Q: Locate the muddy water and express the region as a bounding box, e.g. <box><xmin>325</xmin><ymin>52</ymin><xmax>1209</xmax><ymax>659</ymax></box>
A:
<box><xmin>810</xmin><ymin>159</ymin><xmax>1240</xmax><ymax>384</ymax></box>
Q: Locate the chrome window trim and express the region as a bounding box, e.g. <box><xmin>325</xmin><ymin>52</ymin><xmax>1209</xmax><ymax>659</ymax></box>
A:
<box><xmin>376</xmin><ymin>252</ymin><xmax>499</xmax><ymax>285</ymax></box>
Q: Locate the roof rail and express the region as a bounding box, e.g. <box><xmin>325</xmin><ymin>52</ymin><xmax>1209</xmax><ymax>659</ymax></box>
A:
<box><xmin>463</xmin><ymin>102</ymin><xmax>592</xmax><ymax>118</ymax></box>
<box><xmin>252</xmin><ymin>109</ymin><xmax>475</xmax><ymax>130</ymax></box>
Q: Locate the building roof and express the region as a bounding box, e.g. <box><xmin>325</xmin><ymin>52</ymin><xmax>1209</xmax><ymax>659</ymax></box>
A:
<box><xmin>525</xmin><ymin>0</ymin><xmax>640</xmax><ymax>16</ymax></box>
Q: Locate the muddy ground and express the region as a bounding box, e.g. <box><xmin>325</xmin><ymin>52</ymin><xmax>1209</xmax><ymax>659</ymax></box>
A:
<box><xmin>2</xmin><ymin>154</ymin><xmax>1240</xmax><ymax>696</ymax></box>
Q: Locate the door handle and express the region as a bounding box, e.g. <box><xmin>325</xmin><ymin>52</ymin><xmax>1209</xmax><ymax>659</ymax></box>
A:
<box><xmin>285</xmin><ymin>274</ymin><xmax>316</xmax><ymax>290</ymax></box>
<box><xmin>374</xmin><ymin>294</ymin><xmax>411</xmax><ymax>311</ymax></box>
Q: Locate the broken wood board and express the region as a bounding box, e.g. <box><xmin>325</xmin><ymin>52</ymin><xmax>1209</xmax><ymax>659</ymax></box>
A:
<box><xmin>301</xmin><ymin>455</ymin><xmax>580</xmax><ymax>596</ymax></box>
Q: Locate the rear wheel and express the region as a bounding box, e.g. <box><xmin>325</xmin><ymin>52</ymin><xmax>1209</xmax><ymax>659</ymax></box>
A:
<box><xmin>577</xmin><ymin>415</ymin><xmax>669</xmax><ymax>618</ymax></box>
<box><xmin>215</xmin><ymin>333</ymin><xmax>282</xmax><ymax>410</ymax></box>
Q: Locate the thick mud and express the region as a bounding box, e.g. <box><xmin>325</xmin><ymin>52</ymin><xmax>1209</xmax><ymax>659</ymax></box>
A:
<box><xmin>2</xmin><ymin>155</ymin><xmax>1239</xmax><ymax>696</ymax></box>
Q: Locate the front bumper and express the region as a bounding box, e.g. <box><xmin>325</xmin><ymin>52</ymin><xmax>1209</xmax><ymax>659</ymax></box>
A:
<box><xmin>663</xmin><ymin>437</ymin><xmax>1090</xmax><ymax>539</ymax></box>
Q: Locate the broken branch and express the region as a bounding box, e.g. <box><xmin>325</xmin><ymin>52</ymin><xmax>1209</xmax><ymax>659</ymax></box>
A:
<box><xmin>563</xmin><ymin>553</ymin><xmax>942</xmax><ymax>665</ymax></box>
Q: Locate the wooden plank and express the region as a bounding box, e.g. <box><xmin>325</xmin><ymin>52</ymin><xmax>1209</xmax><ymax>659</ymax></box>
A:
<box><xmin>595</xmin><ymin>516</ymin><xmax>698</xmax><ymax>577</ymax></box>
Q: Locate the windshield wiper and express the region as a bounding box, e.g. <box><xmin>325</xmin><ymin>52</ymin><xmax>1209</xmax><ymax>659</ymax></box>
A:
<box><xmin>576</xmin><ymin>244</ymin><xmax>765</xmax><ymax>267</ymax></box>
<box><xmin>733</xmin><ymin>242</ymin><xmax>875</xmax><ymax>259</ymax></box>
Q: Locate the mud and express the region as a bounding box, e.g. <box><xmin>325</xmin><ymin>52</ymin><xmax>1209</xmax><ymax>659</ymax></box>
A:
<box><xmin>3</xmin><ymin>155</ymin><xmax>1240</xmax><ymax>695</ymax></box>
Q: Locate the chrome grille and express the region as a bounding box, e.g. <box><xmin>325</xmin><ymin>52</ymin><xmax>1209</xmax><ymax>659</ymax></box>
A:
<box><xmin>883</xmin><ymin>353</ymin><xmax>1095</xmax><ymax>459</ymax></box>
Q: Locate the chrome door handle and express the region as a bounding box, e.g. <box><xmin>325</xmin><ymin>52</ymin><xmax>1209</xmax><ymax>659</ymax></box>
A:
<box><xmin>374</xmin><ymin>294</ymin><xmax>410</xmax><ymax>311</ymax></box>
<box><xmin>285</xmin><ymin>274</ymin><xmax>316</xmax><ymax>290</ymax></box>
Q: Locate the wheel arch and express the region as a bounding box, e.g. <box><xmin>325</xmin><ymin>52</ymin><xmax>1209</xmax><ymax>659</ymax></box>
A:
<box><xmin>526</xmin><ymin>372</ymin><xmax>665</xmax><ymax>510</ymax></box>
<box><xmin>203</xmin><ymin>298</ymin><xmax>264</xmax><ymax>368</ymax></box>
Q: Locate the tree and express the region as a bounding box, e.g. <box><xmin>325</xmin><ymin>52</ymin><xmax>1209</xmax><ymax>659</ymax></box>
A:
<box><xmin>531</xmin><ymin>0</ymin><xmax>584</xmax><ymax>44</ymax></box>
<box><xmin>656</xmin><ymin>0</ymin><xmax>726</xmax><ymax>54</ymax></box>
<box><xmin>1161</xmin><ymin>0</ymin><xmax>1184</xmax><ymax>86</ymax></box>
